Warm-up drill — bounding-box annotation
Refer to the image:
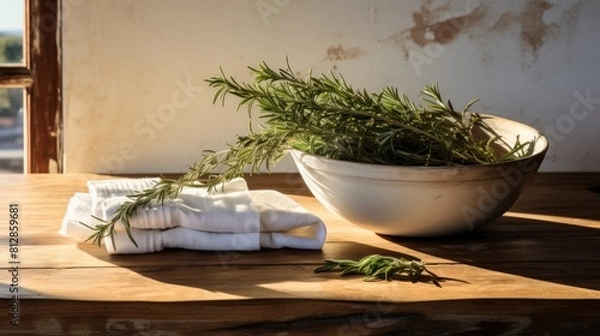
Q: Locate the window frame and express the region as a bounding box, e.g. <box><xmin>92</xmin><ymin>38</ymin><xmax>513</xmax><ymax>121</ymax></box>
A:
<box><xmin>0</xmin><ymin>0</ymin><xmax>61</xmax><ymax>173</ymax></box>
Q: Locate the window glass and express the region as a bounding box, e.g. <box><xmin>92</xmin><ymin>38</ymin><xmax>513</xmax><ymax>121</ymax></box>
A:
<box><xmin>0</xmin><ymin>88</ymin><xmax>24</xmax><ymax>173</ymax></box>
<box><xmin>0</xmin><ymin>0</ymin><xmax>25</xmax><ymax>64</ymax></box>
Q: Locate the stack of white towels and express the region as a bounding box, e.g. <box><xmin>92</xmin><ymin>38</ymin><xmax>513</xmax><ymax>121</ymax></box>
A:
<box><xmin>60</xmin><ymin>177</ymin><xmax>327</xmax><ymax>254</ymax></box>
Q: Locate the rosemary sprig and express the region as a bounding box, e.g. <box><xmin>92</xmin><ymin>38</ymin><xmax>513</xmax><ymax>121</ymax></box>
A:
<box><xmin>82</xmin><ymin>178</ymin><xmax>179</xmax><ymax>247</ymax></box>
<box><xmin>314</xmin><ymin>254</ymin><xmax>440</xmax><ymax>284</ymax></box>
<box><xmin>82</xmin><ymin>60</ymin><xmax>535</xmax><ymax>249</ymax></box>
<box><xmin>81</xmin><ymin>128</ymin><xmax>290</xmax><ymax>247</ymax></box>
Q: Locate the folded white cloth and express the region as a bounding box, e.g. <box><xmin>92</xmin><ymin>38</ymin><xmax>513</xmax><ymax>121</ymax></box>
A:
<box><xmin>60</xmin><ymin>178</ymin><xmax>326</xmax><ymax>254</ymax></box>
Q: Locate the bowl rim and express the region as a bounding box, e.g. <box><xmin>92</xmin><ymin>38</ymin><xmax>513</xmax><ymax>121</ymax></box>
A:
<box><xmin>290</xmin><ymin>114</ymin><xmax>548</xmax><ymax>181</ymax></box>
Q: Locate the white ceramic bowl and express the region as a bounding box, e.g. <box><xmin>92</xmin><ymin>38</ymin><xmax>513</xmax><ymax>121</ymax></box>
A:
<box><xmin>291</xmin><ymin>115</ymin><xmax>548</xmax><ymax>237</ymax></box>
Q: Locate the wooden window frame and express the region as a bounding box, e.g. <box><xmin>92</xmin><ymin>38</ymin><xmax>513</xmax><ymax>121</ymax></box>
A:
<box><xmin>0</xmin><ymin>0</ymin><xmax>61</xmax><ymax>173</ymax></box>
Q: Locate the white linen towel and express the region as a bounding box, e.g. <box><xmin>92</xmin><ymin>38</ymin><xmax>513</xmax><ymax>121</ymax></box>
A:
<box><xmin>60</xmin><ymin>178</ymin><xmax>326</xmax><ymax>254</ymax></box>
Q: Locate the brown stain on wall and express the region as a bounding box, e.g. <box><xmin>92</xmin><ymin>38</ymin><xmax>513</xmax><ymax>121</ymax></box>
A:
<box><xmin>519</xmin><ymin>0</ymin><xmax>554</xmax><ymax>57</ymax></box>
<box><xmin>487</xmin><ymin>0</ymin><xmax>561</xmax><ymax>58</ymax></box>
<box><xmin>409</xmin><ymin>3</ymin><xmax>486</xmax><ymax>47</ymax></box>
<box><xmin>382</xmin><ymin>0</ymin><xmax>578</xmax><ymax>61</ymax></box>
<box><xmin>382</xmin><ymin>1</ymin><xmax>487</xmax><ymax>60</ymax></box>
<box><xmin>325</xmin><ymin>44</ymin><xmax>363</xmax><ymax>61</ymax></box>
<box><xmin>383</xmin><ymin>31</ymin><xmax>411</xmax><ymax>59</ymax></box>
<box><xmin>488</xmin><ymin>11</ymin><xmax>517</xmax><ymax>33</ymax></box>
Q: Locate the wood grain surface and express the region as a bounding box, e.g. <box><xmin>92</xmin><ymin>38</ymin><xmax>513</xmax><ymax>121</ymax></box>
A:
<box><xmin>0</xmin><ymin>173</ymin><xmax>599</xmax><ymax>335</ymax></box>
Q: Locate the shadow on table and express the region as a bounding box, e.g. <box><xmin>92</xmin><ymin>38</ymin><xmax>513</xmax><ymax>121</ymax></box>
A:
<box><xmin>78</xmin><ymin>241</ymin><xmax>445</xmax><ymax>300</ymax></box>
<box><xmin>378</xmin><ymin>214</ymin><xmax>600</xmax><ymax>291</ymax></box>
<box><xmin>508</xmin><ymin>177</ymin><xmax>600</xmax><ymax>221</ymax></box>
<box><xmin>78</xmin><ymin>212</ymin><xmax>599</xmax><ymax>296</ymax></box>
<box><xmin>269</xmin><ymin>173</ymin><xmax>600</xmax><ymax>291</ymax></box>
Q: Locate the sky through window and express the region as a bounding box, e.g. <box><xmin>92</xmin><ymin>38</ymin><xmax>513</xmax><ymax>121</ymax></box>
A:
<box><xmin>0</xmin><ymin>0</ymin><xmax>24</xmax><ymax>32</ymax></box>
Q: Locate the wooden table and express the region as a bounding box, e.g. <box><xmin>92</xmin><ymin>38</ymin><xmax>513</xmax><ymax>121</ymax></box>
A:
<box><xmin>1</xmin><ymin>173</ymin><xmax>599</xmax><ymax>335</ymax></box>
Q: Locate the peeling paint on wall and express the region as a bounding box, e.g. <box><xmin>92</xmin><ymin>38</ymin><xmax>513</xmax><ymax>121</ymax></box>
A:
<box><xmin>382</xmin><ymin>0</ymin><xmax>582</xmax><ymax>61</ymax></box>
<box><xmin>409</xmin><ymin>2</ymin><xmax>485</xmax><ymax>47</ymax></box>
<box><xmin>487</xmin><ymin>0</ymin><xmax>583</xmax><ymax>59</ymax></box>
<box><xmin>519</xmin><ymin>0</ymin><xmax>554</xmax><ymax>57</ymax></box>
<box><xmin>381</xmin><ymin>0</ymin><xmax>489</xmax><ymax>60</ymax></box>
<box><xmin>325</xmin><ymin>44</ymin><xmax>363</xmax><ymax>61</ymax></box>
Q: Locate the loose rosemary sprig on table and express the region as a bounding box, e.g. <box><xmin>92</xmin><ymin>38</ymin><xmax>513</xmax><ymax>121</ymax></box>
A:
<box><xmin>314</xmin><ymin>254</ymin><xmax>440</xmax><ymax>284</ymax></box>
<box><xmin>82</xmin><ymin>60</ymin><xmax>534</xmax><ymax>248</ymax></box>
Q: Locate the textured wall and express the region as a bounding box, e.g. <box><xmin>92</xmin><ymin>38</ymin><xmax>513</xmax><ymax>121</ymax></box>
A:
<box><xmin>63</xmin><ymin>0</ymin><xmax>600</xmax><ymax>173</ymax></box>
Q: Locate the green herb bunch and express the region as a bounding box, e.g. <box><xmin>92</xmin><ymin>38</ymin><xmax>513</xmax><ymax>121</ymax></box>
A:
<box><xmin>83</xmin><ymin>60</ymin><xmax>533</xmax><ymax>248</ymax></box>
<box><xmin>314</xmin><ymin>254</ymin><xmax>439</xmax><ymax>284</ymax></box>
